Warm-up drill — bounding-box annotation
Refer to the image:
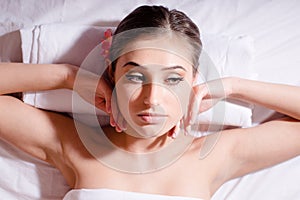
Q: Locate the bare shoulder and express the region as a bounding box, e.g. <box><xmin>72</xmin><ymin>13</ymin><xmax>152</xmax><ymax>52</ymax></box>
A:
<box><xmin>185</xmin><ymin>129</ymin><xmax>243</xmax><ymax>192</ymax></box>
<box><xmin>189</xmin><ymin>130</ymin><xmax>238</xmax><ymax>161</ymax></box>
<box><xmin>0</xmin><ymin>95</ymin><xmax>79</xmax><ymax>165</ymax></box>
<box><xmin>207</xmin><ymin>117</ymin><xmax>300</xmax><ymax>189</ymax></box>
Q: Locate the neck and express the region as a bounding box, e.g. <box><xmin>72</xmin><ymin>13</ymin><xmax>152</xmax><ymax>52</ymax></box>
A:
<box><xmin>106</xmin><ymin>126</ymin><xmax>173</xmax><ymax>153</ymax></box>
<box><xmin>124</xmin><ymin>132</ymin><xmax>173</xmax><ymax>153</ymax></box>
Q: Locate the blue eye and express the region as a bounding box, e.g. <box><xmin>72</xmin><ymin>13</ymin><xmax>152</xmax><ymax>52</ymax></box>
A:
<box><xmin>125</xmin><ymin>74</ymin><xmax>145</xmax><ymax>83</ymax></box>
<box><xmin>165</xmin><ymin>77</ymin><xmax>184</xmax><ymax>85</ymax></box>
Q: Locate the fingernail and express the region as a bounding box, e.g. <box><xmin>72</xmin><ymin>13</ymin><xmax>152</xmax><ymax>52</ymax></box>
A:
<box><xmin>116</xmin><ymin>126</ymin><xmax>122</xmax><ymax>133</ymax></box>
<box><xmin>110</xmin><ymin>121</ymin><xmax>116</xmax><ymax>127</ymax></box>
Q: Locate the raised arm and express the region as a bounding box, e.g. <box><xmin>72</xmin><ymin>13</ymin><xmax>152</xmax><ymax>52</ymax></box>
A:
<box><xmin>0</xmin><ymin>63</ymin><xmax>73</xmax><ymax>160</ymax></box>
<box><xmin>0</xmin><ymin>62</ymin><xmax>112</xmax><ymax>112</ymax></box>
<box><xmin>0</xmin><ymin>63</ymin><xmax>74</xmax><ymax>94</ymax></box>
<box><xmin>205</xmin><ymin>77</ymin><xmax>300</xmax><ymax>189</ymax></box>
<box><xmin>0</xmin><ymin>63</ymin><xmax>115</xmax><ymax>186</ymax></box>
<box><xmin>229</xmin><ymin>77</ymin><xmax>300</xmax><ymax>120</ymax></box>
<box><xmin>188</xmin><ymin>77</ymin><xmax>300</xmax><ymax>123</ymax></box>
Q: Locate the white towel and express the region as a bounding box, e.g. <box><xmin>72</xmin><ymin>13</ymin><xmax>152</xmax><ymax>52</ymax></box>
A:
<box><xmin>63</xmin><ymin>189</ymin><xmax>202</xmax><ymax>200</ymax></box>
<box><xmin>20</xmin><ymin>23</ymin><xmax>255</xmax><ymax>128</ymax></box>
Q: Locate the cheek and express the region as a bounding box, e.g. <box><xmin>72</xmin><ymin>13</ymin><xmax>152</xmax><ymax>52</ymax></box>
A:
<box><xmin>116</xmin><ymin>81</ymin><xmax>192</xmax><ymax>117</ymax></box>
<box><xmin>115</xmin><ymin>81</ymin><xmax>138</xmax><ymax>118</ymax></box>
<box><xmin>168</xmin><ymin>81</ymin><xmax>192</xmax><ymax>118</ymax></box>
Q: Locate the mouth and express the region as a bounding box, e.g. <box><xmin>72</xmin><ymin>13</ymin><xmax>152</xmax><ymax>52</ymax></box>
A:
<box><xmin>137</xmin><ymin>112</ymin><xmax>168</xmax><ymax>124</ymax></box>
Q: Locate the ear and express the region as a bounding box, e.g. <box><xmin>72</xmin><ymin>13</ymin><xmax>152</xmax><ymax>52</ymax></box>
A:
<box><xmin>105</xmin><ymin>58</ymin><xmax>115</xmax><ymax>84</ymax></box>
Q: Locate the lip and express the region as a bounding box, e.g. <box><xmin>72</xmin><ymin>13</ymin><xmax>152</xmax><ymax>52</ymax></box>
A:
<box><xmin>137</xmin><ymin>112</ymin><xmax>168</xmax><ymax>124</ymax></box>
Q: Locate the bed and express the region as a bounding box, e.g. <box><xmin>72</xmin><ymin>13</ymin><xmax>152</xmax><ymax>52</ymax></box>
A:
<box><xmin>1</xmin><ymin>0</ymin><xmax>300</xmax><ymax>199</ymax></box>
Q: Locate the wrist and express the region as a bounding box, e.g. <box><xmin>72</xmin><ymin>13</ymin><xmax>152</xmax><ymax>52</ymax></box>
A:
<box><xmin>227</xmin><ymin>77</ymin><xmax>243</xmax><ymax>99</ymax></box>
<box><xmin>61</xmin><ymin>64</ymin><xmax>78</xmax><ymax>90</ymax></box>
<box><xmin>224</xmin><ymin>77</ymin><xmax>239</xmax><ymax>98</ymax></box>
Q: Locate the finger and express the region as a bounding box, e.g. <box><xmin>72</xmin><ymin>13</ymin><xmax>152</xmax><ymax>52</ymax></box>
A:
<box><xmin>111</xmin><ymin>91</ymin><xmax>125</xmax><ymax>132</ymax></box>
<box><xmin>115</xmin><ymin>123</ymin><xmax>123</xmax><ymax>133</ymax></box>
<box><xmin>116</xmin><ymin>112</ymin><xmax>124</xmax><ymax>132</ymax></box>
<box><xmin>110</xmin><ymin>114</ymin><xmax>116</xmax><ymax>127</ymax></box>
<box><xmin>110</xmin><ymin>92</ymin><xmax>119</xmax><ymax>128</ymax></box>
<box><xmin>199</xmin><ymin>98</ymin><xmax>221</xmax><ymax>113</ymax></box>
<box><xmin>183</xmin><ymin>116</ymin><xmax>190</xmax><ymax>136</ymax></box>
<box><xmin>172</xmin><ymin>120</ymin><xmax>182</xmax><ymax>138</ymax></box>
<box><xmin>190</xmin><ymin>85</ymin><xmax>209</xmax><ymax>124</ymax></box>
<box><xmin>105</xmin><ymin>96</ymin><xmax>112</xmax><ymax>114</ymax></box>
<box><xmin>97</xmin><ymin>76</ymin><xmax>113</xmax><ymax>113</ymax></box>
<box><xmin>115</xmin><ymin>111</ymin><xmax>127</xmax><ymax>133</ymax></box>
<box><xmin>121</xmin><ymin>117</ymin><xmax>127</xmax><ymax>131</ymax></box>
<box><xmin>172</xmin><ymin>123</ymin><xmax>180</xmax><ymax>138</ymax></box>
<box><xmin>104</xmin><ymin>87</ymin><xmax>113</xmax><ymax>114</ymax></box>
<box><xmin>185</xmin><ymin>89</ymin><xmax>195</xmax><ymax>126</ymax></box>
<box><xmin>189</xmin><ymin>94</ymin><xmax>200</xmax><ymax>125</ymax></box>
<box><xmin>168</xmin><ymin>122</ymin><xmax>179</xmax><ymax>139</ymax></box>
<box><xmin>187</xmin><ymin>87</ymin><xmax>200</xmax><ymax>125</ymax></box>
<box><xmin>108</xmin><ymin>113</ymin><xmax>125</xmax><ymax>132</ymax></box>
<box><xmin>102</xmin><ymin>86</ymin><xmax>112</xmax><ymax>114</ymax></box>
<box><xmin>184</xmin><ymin>124</ymin><xmax>191</xmax><ymax>136</ymax></box>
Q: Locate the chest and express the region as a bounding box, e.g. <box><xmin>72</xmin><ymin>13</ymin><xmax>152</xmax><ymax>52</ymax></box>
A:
<box><xmin>70</xmin><ymin>150</ymin><xmax>212</xmax><ymax>198</ymax></box>
<box><xmin>60</xmin><ymin>131</ymin><xmax>218</xmax><ymax>199</ymax></box>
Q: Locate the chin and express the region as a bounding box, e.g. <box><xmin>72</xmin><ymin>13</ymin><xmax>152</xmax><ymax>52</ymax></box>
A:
<box><xmin>126</xmin><ymin>123</ymin><xmax>172</xmax><ymax>139</ymax></box>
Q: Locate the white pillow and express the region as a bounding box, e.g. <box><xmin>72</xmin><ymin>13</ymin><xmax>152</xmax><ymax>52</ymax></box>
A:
<box><xmin>0</xmin><ymin>30</ymin><xmax>22</xmax><ymax>62</ymax></box>
<box><xmin>21</xmin><ymin>23</ymin><xmax>254</xmax><ymax>128</ymax></box>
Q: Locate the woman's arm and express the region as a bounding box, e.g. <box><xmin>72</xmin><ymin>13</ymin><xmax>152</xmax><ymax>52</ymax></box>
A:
<box><xmin>188</xmin><ymin>77</ymin><xmax>300</xmax><ymax>124</ymax></box>
<box><xmin>0</xmin><ymin>96</ymin><xmax>68</xmax><ymax>162</ymax></box>
<box><xmin>0</xmin><ymin>62</ymin><xmax>116</xmax><ymax>185</ymax></box>
<box><xmin>229</xmin><ymin>77</ymin><xmax>300</xmax><ymax>120</ymax></box>
<box><xmin>0</xmin><ymin>95</ymin><xmax>82</xmax><ymax>186</ymax></box>
<box><xmin>0</xmin><ymin>62</ymin><xmax>112</xmax><ymax>112</ymax></box>
<box><xmin>0</xmin><ymin>63</ymin><xmax>74</xmax><ymax>94</ymax></box>
<box><xmin>207</xmin><ymin>78</ymin><xmax>300</xmax><ymax>188</ymax></box>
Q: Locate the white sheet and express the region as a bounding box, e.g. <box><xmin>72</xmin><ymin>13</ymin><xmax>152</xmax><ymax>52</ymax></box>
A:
<box><xmin>1</xmin><ymin>0</ymin><xmax>300</xmax><ymax>199</ymax></box>
<box><xmin>0</xmin><ymin>140</ymin><xmax>69</xmax><ymax>199</ymax></box>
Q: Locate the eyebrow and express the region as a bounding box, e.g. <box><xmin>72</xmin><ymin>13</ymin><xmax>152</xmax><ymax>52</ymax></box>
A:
<box><xmin>122</xmin><ymin>61</ymin><xmax>187</xmax><ymax>71</ymax></box>
<box><xmin>122</xmin><ymin>61</ymin><xmax>141</xmax><ymax>68</ymax></box>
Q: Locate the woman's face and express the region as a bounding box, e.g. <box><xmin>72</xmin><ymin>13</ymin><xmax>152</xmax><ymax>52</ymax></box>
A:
<box><xmin>113</xmin><ymin>38</ymin><xmax>195</xmax><ymax>138</ymax></box>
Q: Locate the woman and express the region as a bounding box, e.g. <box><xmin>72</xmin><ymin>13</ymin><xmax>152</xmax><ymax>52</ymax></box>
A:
<box><xmin>1</xmin><ymin>5</ymin><xmax>300</xmax><ymax>200</ymax></box>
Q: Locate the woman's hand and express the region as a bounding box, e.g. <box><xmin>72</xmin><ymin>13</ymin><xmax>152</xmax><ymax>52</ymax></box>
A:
<box><xmin>66</xmin><ymin>65</ymin><xmax>111</xmax><ymax>113</ymax></box>
<box><xmin>67</xmin><ymin>65</ymin><xmax>126</xmax><ymax>131</ymax></box>
<box><xmin>169</xmin><ymin>77</ymin><xmax>235</xmax><ymax>138</ymax></box>
<box><xmin>110</xmin><ymin>90</ymin><xmax>127</xmax><ymax>132</ymax></box>
<box><xmin>187</xmin><ymin>77</ymin><xmax>234</xmax><ymax>125</ymax></box>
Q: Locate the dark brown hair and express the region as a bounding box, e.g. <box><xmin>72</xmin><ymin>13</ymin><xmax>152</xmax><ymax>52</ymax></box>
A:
<box><xmin>107</xmin><ymin>5</ymin><xmax>202</xmax><ymax>82</ymax></box>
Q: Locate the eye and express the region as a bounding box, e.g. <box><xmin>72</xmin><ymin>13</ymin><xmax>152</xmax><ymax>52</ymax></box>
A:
<box><xmin>125</xmin><ymin>72</ymin><xmax>145</xmax><ymax>83</ymax></box>
<box><xmin>165</xmin><ymin>75</ymin><xmax>184</xmax><ymax>85</ymax></box>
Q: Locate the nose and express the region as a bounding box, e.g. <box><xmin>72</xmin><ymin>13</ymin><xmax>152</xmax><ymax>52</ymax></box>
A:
<box><xmin>143</xmin><ymin>83</ymin><xmax>162</xmax><ymax>106</ymax></box>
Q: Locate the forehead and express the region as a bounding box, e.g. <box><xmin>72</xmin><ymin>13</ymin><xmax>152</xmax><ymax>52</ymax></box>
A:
<box><xmin>117</xmin><ymin>48</ymin><xmax>192</xmax><ymax>69</ymax></box>
<box><xmin>116</xmin><ymin>36</ymin><xmax>193</xmax><ymax>70</ymax></box>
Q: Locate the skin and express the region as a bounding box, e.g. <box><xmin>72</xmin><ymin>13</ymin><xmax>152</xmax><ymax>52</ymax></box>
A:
<box><xmin>1</xmin><ymin>45</ymin><xmax>300</xmax><ymax>199</ymax></box>
<box><xmin>114</xmin><ymin>48</ymin><xmax>193</xmax><ymax>140</ymax></box>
